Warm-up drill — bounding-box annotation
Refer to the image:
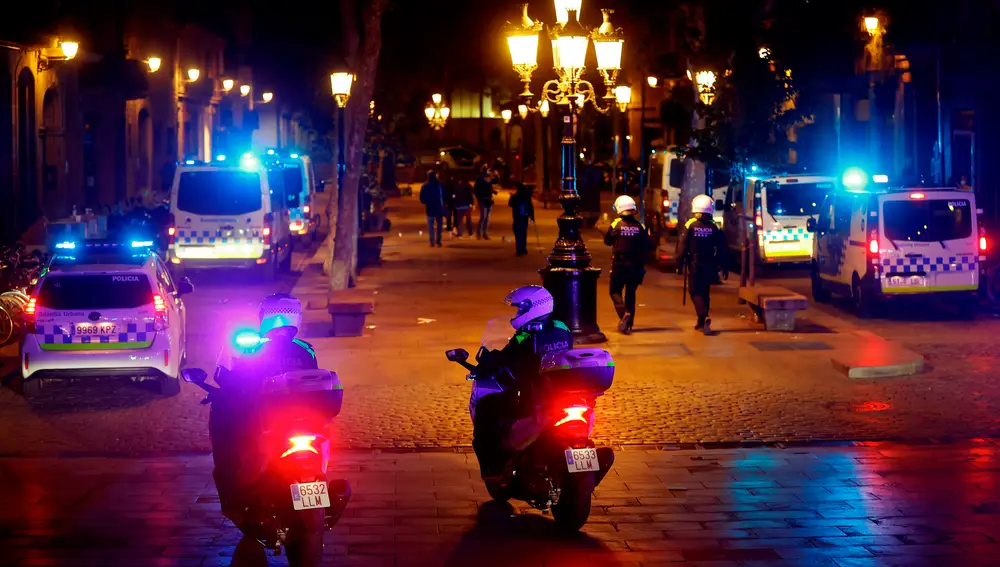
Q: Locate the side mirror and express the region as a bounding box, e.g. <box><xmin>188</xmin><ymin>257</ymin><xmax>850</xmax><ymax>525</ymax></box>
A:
<box><xmin>476</xmin><ymin>346</ymin><xmax>489</xmax><ymax>362</ymax></box>
<box><xmin>316</xmin><ymin>180</ymin><xmax>326</xmax><ymax>193</ymax></box>
<box><xmin>446</xmin><ymin>348</ymin><xmax>469</xmax><ymax>363</ymax></box>
<box><xmin>715</xmin><ymin>199</ymin><xmax>725</xmax><ymax>211</ymax></box>
<box><xmin>806</xmin><ymin>218</ymin><xmax>817</xmax><ymax>233</ymax></box>
<box><xmin>177</xmin><ymin>277</ymin><xmax>194</xmax><ymax>295</ymax></box>
<box><xmin>181</xmin><ymin>368</ymin><xmax>208</xmax><ymax>383</ymax></box>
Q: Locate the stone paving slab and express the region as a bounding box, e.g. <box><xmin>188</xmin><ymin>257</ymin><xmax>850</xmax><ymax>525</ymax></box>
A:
<box><xmin>1</xmin><ymin>440</ymin><xmax>999</xmax><ymax>566</ymax></box>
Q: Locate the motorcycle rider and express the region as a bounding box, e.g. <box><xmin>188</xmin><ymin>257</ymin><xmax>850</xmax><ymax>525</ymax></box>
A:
<box><xmin>677</xmin><ymin>195</ymin><xmax>729</xmax><ymax>335</ymax></box>
<box><xmin>472</xmin><ymin>285</ymin><xmax>573</xmax><ymax>481</ymax></box>
<box><xmin>211</xmin><ymin>293</ymin><xmax>319</xmax><ymax>560</ymax></box>
<box><xmin>604</xmin><ymin>195</ymin><xmax>653</xmax><ymax>335</ymax></box>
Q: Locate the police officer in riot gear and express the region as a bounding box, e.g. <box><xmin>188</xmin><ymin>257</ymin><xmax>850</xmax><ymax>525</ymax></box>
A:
<box><xmin>678</xmin><ymin>195</ymin><xmax>729</xmax><ymax>335</ymax></box>
<box><xmin>604</xmin><ymin>195</ymin><xmax>653</xmax><ymax>335</ymax></box>
<box><xmin>473</xmin><ymin>285</ymin><xmax>573</xmax><ymax>481</ymax></box>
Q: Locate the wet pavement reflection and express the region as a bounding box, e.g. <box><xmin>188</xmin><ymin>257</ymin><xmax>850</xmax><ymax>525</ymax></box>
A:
<box><xmin>0</xmin><ymin>441</ymin><xmax>998</xmax><ymax>566</ymax></box>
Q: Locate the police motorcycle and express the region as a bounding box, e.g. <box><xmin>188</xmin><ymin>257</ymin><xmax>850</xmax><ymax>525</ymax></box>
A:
<box><xmin>446</xmin><ymin>290</ymin><xmax>615</xmax><ymax>532</ymax></box>
<box><xmin>182</xmin><ymin>297</ymin><xmax>349</xmax><ymax>566</ymax></box>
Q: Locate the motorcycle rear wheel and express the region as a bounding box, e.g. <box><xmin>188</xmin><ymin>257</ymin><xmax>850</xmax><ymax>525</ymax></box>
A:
<box><xmin>285</xmin><ymin>509</ymin><xmax>325</xmax><ymax>567</ymax></box>
<box><xmin>551</xmin><ymin>471</ymin><xmax>594</xmax><ymax>532</ymax></box>
<box><xmin>485</xmin><ymin>480</ymin><xmax>510</xmax><ymax>503</ymax></box>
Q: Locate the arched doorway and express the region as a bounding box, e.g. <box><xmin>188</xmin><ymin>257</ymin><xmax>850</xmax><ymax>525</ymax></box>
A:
<box><xmin>137</xmin><ymin>109</ymin><xmax>151</xmax><ymax>197</ymax></box>
<box><xmin>42</xmin><ymin>88</ymin><xmax>65</xmax><ymax>214</ymax></box>
<box><xmin>17</xmin><ymin>68</ymin><xmax>37</xmax><ymax>234</ymax></box>
<box><xmin>0</xmin><ymin>64</ymin><xmax>14</xmax><ymax>242</ymax></box>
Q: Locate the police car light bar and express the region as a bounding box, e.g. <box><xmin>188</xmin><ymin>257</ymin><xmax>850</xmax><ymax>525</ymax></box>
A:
<box><xmin>55</xmin><ymin>241</ymin><xmax>76</xmax><ymax>250</ymax></box>
<box><xmin>873</xmin><ymin>174</ymin><xmax>889</xmax><ymax>183</ymax></box>
<box><xmin>289</xmin><ymin>153</ymin><xmax>299</xmax><ymax>159</ymax></box>
<box><xmin>216</xmin><ymin>154</ymin><xmax>227</xmax><ymax>162</ymax></box>
<box><xmin>131</xmin><ymin>240</ymin><xmax>154</xmax><ymax>248</ymax></box>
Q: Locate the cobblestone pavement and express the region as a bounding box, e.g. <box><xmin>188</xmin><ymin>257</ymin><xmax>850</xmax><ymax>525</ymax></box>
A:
<box><xmin>1</xmin><ymin>192</ymin><xmax>1000</xmax><ymax>454</ymax></box>
<box><xmin>2</xmin><ymin>440</ymin><xmax>999</xmax><ymax>566</ymax></box>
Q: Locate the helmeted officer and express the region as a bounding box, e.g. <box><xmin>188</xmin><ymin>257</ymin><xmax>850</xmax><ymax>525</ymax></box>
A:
<box><xmin>678</xmin><ymin>195</ymin><xmax>728</xmax><ymax>335</ymax></box>
<box><xmin>604</xmin><ymin>195</ymin><xmax>653</xmax><ymax>334</ymax></box>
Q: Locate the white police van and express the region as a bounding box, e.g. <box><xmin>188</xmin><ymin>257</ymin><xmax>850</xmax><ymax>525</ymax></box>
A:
<box><xmin>167</xmin><ymin>153</ymin><xmax>294</xmax><ymax>279</ymax></box>
<box><xmin>20</xmin><ymin>240</ymin><xmax>193</xmax><ymax>397</ymax></box>
<box><xmin>724</xmin><ymin>174</ymin><xmax>837</xmax><ymax>266</ymax></box>
<box><xmin>809</xmin><ymin>182</ymin><xmax>985</xmax><ymax>317</ymax></box>
<box><xmin>280</xmin><ymin>153</ymin><xmax>324</xmax><ymax>243</ymax></box>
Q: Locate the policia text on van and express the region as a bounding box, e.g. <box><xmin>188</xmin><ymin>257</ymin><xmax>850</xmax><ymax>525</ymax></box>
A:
<box><xmin>808</xmin><ymin>186</ymin><xmax>985</xmax><ymax>318</ymax></box>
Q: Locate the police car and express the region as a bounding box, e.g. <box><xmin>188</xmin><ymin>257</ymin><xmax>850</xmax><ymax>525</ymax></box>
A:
<box><xmin>167</xmin><ymin>153</ymin><xmax>294</xmax><ymax>279</ymax></box>
<box><xmin>20</xmin><ymin>239</ymin><xmax>193</xmax><ymax>397</ymax></box>
<box><xmin>279</xmin><ymin>152</ymin><xmax>324</xmax><ymax>243</ymax></box>
<box><xmin>808</xmin><ymin>178</ymin><xmax>985</xmax><ymax>318</ymax></box>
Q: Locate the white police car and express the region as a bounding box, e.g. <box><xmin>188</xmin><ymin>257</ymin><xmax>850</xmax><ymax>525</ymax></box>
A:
<box><xmin>809</xmin><ymin>178</ymin><xmax>984</xmax><ymax>318</ymax></box>
<box><xmin>20</xmin><ymin>240</ymin><xmax>194</xmax><ymax>397</ymax></box>
<box><xmin>167</xmin><ymin>153</ymin><xmax>294</xmax><ymax>279</ymax></box>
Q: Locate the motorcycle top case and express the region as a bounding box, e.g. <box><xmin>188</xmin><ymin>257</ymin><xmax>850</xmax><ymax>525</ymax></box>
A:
<box><xmin>539</xmin><ymin>348</ymin><xmax>614</xmax><ymax>394</ymax></box>
<box><xmin>262</xmin><ymin>369</ymin><xmax>344</xmax><ymax>419</ymax></box>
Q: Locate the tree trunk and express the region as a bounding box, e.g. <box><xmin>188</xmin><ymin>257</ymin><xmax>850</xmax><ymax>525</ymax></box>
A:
<box><xmin>329</xmin><ymin>0</ymin><xmax>388</xmax><ymax>290</ymax></box>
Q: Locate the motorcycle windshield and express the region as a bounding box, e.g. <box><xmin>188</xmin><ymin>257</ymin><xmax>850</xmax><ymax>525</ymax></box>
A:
<box><xmin>481</xmin><ymin>318</ymin><xmax>512</xmax><ymax>353</ymax></box>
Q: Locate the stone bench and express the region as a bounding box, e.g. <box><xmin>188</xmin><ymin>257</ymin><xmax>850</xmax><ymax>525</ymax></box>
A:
<box><xmin>738</xmin><ymin>285</ymin><xmax>809</xmax><ymax>332</ymax></box>
<box><xmin>328</xmin><ymin>288</ymin><xmax>376</xmax><ymax>337</ymax></box>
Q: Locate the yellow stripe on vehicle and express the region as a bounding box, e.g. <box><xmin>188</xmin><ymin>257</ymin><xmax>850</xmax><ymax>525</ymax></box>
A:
<box><xmin>883</xmin><ymin>285</ymin><xmax>978</xmax><ymax>295</ymax></box>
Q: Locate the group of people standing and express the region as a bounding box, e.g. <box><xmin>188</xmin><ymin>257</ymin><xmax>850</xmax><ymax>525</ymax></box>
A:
<box><xmin>419</xmin><ymin>164</ymin><xmax>536</xmax><ymax>256</ymax></box>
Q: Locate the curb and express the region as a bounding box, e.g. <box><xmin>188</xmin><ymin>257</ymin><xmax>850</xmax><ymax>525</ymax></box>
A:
<box><xmin>830</xmin><ymin>349</ymin><xmax>926</xmax><ymax>379</ymax></box>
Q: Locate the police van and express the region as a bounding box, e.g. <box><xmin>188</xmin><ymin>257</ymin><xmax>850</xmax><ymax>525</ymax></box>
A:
<box><xmin>724</xmin><ymin>174</ymin><xmax>837</xmax><ymax>266</ymax></box>
<box><xmin>21</xmin><ymin>239</ymin><xmax>193</xmax><ymax>397</ymax></box>
<box><xmin>808</xmin><ymin>183</ymin><xmax>985</xmax><ymax>317</ymax></box>
<box><xmin>281</xmin><ymin>153</ymin><xmax>324</xmax><ymax>243</ymax></box>
<box><xmin>167</xmin><ymin>153</ymin><xmax>294</xmax><ymax>279</ymax></box>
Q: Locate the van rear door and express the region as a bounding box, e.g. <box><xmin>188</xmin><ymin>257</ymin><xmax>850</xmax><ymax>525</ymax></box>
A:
<box><xmin>173</xmin><ymin>169</ymin><xmax>267</xmax><ymax>259</ymax></box>
<box><xmin>878</xmin><ymin>191</ymin><xmax>978</xmax><ymax>293</ymax></box>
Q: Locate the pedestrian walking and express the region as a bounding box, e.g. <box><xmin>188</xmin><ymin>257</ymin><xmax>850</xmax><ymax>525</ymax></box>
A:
<box><xmin>604</xmin><ymin>195</ymin><xmax>653</xmax><ymax>334</ymax></box>
<box><xmin>474</xmin><ymin>165</ymin><xmax>499</xmax><ymax>239</ymax></box>
<box><xmin>443</xmin><ymin>176</ymin><xmax>457</xmax><ymax>233</ymax></box>
<box><xmin>509</xmin><ymin>183</ymin><xmax>535</xmax><ymax>256</ymax></box>
<box><xmin>453</xmin><ymin>177</ymin><xmax>475</xmax><ymax>237</ymax></box>
<box><xmin>677</xmin><ymin>194</ymin><xmax>729</xmax><ymax>335</ymax></box>
<box><xmin>419</xmin><ymin>171</ymin><xmax>445</xmax><ymax>247</ymax></box>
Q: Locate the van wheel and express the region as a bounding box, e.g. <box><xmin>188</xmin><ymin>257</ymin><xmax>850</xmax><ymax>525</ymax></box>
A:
<box><xmin>852</xmin><ymin>275</ymin><xmax>875</xmax><ymax>318</ymax></box>
<box><xmin>811</xmin><ymin>265</ymin><xmax>831</xmax><ymax>303</ymax></box>
<box><xmin>22</xmin><ymin>378</ymin><xmax>42</xmax><ymax>398</ymax></box>
<box><xmin>258</xmin><ymin>256</ymin><xmax>277</xmax><ymax>281</ymax></box>
<box><xmin>280</xmin><ymin>240</ymin><xmax>294</xmax><ymax>272</ymax></box>
<box><xmin>159</xmin><ymin>375</ymin><xmax>181</xmax><ymax>397</ymax></box>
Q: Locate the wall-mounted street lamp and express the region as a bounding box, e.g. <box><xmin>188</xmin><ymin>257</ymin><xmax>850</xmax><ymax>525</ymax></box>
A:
<box><xmin>646</xmin><ymin>76</ymin><xmax>658</xmax><ymax>88</ymax></box>
<box><xmin>261</xmin><ymin>91</ymin><xmax>274</xmax><ymax>103</ymax></box>
<box><xmin>39</xmin><ymin>38</ymin><xmax>81</xmax><ymax>70</ymax></box>
<box><xmin>501</xmin><ymin>109</ymin><xmax>513</xmax><ymax>124</ymax></box>
<box><xmin>222</xmin><ymin>79</ymin><xmax>234</xmax><ymax>92</ymax></box>
<box><xmin>187</xmin><ymin>68</ymin><xmax>200</xmax><ymax>82</ymax></box>
<box><xmin>59</xmin><ymin>41</ymin><xmax>79</xmax><ymax>59</ymax></box>
<box><xmin>146</xmin><ymin>57</ymin><xmax>161</xmax><ymax>73</ymax></box>
<box><xmin>614</xmin><ymin>84</ymin><xmax>631</xmax><ymax>112</ymax></box>
<box><xmin>695</xmin><ymin>70</ymin><xmax>717</xmax><ymax>105</ymax></box>
<box><xmin>239</xmin><ymin>84</ymin><xmax>250</xmax><ymax>97</ymax></box>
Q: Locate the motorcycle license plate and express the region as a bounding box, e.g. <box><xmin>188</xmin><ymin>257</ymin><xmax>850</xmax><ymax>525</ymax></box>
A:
<box><xmin>565</xmin><ymin>448</ymin><xmax>599</xmax><ymax>474</ymax></box>
<box><xmin>290</xmin><ymin>481</ymin><xmax>331</xmax><ymax>510</ymax></box>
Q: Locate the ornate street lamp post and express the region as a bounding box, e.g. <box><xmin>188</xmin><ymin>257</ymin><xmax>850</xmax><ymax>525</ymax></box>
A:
<box><xmin>425</xmin><ymin>93</ymin><xmax>451</xmax><ymax>132</ymax></box>
<box><xmin>330</xmin><ymin>71</ymin><xmax>354</xmax><ymax>203</ymax></box>
<box><xmin>504</xmin><ymin>1</ymin><xmax>625</xmax><ymax>344</ymax></box>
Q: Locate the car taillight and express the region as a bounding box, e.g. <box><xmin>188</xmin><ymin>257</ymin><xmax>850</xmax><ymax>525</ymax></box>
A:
<box><xmin>868</xmin><ymin>230</ymin><xmax>879</xmax><ymax>256</ymax></box>
<box><xmin>24</xmin><ymin>296</ymin><xmax>37</xmax><ymax>333</ymax></box>
<box><xmin>281</xmin><ymin>435</ymin><xmax>319</xmax><ymax>458</ymax></box>
<box><xmin>263</xmin><ymin>213</ymin><xmax>273</xmax><ymax>246</ymax></box>
<box><xmin>167</xmin><ymin>214</ymin><xmax>176</xmax><ymax>245</ymax></box>
<box><xmin>303</xmin><ymin>205</ymin><xmax>311</xmax><ymax>214</ymax></box>
<box><xmin>755</xmin><ymin>214</ymin><xmax>762</xmax><ymax>227</ymax></box>
<box><xmin>153</xmin><ymin>294</ymin><xmax>168</xmax><ymax>330</ymax></box>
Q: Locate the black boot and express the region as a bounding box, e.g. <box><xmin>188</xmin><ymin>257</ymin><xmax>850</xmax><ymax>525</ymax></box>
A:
<box><xmin>703</xmin><ymin>317</ymin><xmax>713</xmax><ymax>336</ymax></box>
<box><xmin>695</xmin><ymin>316</ymin><xmax>705</xmax><ymax>331</ymax></box>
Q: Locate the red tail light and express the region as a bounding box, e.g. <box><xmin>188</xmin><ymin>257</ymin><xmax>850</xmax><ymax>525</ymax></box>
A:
<box><xmin>263</xmin><ymin>213</ymin><xmax>274</xmax><ymax>246</ymax></box>
<box><xmin>868</xmin><ymin>230</ymin><xmax>879</xmax><ymax>256</ymax></box>
<box><xmin>554</xmin><ymin>405</ymin><xmax>593</xmax><ymax>438</ymax></box>
<box><xmin>24</xmin><ymin>296</ymin><xmax>37</xmax><ymax>333</ymax></box>
<box><xmin>281</xmin><ymin>435</ymin><xmax>319</xmax><ymax>458</ymax></box>
<box><xmin>153</xmin><ymin>294</ymin><xmax>168</xmax><ymax>330</ymax></box>
<box><xmin>980</xmin><ymin>236</ymin><xmax>988</xmax><ymax>252</ymax></box>
<box><xmin>303</xmin><ymin>205</ymin><xmax>311</xmax><ymax>214</ymax></box>
<box><xmin>167</xmin><ymin>214</ymin><xmax>176</xmax><ymax>245</ymax></box>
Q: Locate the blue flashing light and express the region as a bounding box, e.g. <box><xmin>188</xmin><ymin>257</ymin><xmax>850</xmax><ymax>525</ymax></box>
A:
<box><xmin>55</xmin><ymin>241</ymin><xmax>76</xmax><ymax>250</ymax></box>
<box><xmin>872</xmin><ymin>174</ymin><xmax>889</xmax><ymax>184</ymax></box>
<box><xmin>131</xmin><ymin>240</ymin><xmax>154</xmax><ymax>248</ymax></box>
<box><xmin>750</xmin><ymin>164</ymin><xmax>758</xmax><ymax>173</ymax></box>
<box><xmin>842</xmin><ymin>167</ymin><xmax>868</xmax><ymax>190</ymax></box>
<box><xmin>216</xmin><ymin>154</ymin><xmax>227</xmax><ymax>162</ymax></box>
<box><xmin>266</xmin><ymin>149</ymin><xmax>276</xmax><ymax>155</ymax></box>
<box><xmin>233</xmin><ymin>329</ymin><xmax>264</xmax><ymax>350</ymax></box>
<box><xmin>240</xmin><ymin>153</ymin><xmax>260</xmax><ymax>171</ymax></box>
<box><xmin>184</xmin><ymin>160</ymin><xmax>196</xmax><ymax>165</ymax></box>
<box><xmin>289</xmin><ymin>153</ymin><xmax>299</xmax><ymax>159</ymax></box>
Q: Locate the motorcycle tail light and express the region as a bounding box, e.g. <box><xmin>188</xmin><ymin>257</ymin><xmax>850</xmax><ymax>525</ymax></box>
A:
<box><xmin>554</xmin><ymin>405</ymin><xmax>593</xmax><ymax>437</ymax></box>
<box><xmin>281</xmin><ymin>435</ymin><xmax>319</xmax><ymax>458</ymax></box>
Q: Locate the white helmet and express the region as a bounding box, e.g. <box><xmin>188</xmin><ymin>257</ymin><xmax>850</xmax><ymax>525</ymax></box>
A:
<box><xmin>692</xmin><ymin>194</ymin><xmax>714</xmax><ymax>214</ymax></box>
<box><xmin>504</xmin><ymin>285</ymin><xmax>554</xmax><ymax>331</ymax></box>
<box><xmin>259</xmin><ymin>293</ymin><xmax>302</xmax><ymax>338</ymax></box>
<box><xmin>613</xmin><ymin>195</ymin><xmax>637</xmax><ymax>214</ymax></box>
